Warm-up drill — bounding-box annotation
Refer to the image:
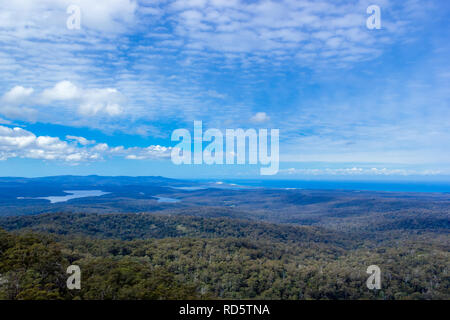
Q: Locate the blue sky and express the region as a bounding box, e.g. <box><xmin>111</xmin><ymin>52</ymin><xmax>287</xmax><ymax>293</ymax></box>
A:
<box><xmin>0</xmin><ymin>0</ymin><xmax>449</xmax><ymax>179</ymax></box>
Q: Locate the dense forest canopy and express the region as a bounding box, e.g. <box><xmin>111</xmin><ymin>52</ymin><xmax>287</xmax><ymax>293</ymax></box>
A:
<box><xmin>0</xmin><ymin>212</ymin><xmax>448</xmax><ymax>300</ymax></box>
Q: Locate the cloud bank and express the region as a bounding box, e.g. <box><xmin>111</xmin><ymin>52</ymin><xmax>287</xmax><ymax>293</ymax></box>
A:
<box><xmin>0</xmin><ymin>125</ymin><xmax>171</xmax><ymax>162</ymax></box>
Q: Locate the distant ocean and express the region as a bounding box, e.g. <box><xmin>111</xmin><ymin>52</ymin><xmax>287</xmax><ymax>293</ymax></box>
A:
<box><xmin>220</xmin><ymin>180</ymin><xmax>450</xmax><ymax>193</ymax></box>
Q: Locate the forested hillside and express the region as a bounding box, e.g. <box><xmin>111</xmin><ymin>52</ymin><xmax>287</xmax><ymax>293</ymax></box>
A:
<box><xmin>0</xmin><ymin>212</ymin><xmax>352</xmax><ymax>245</ymax></box>
<box><xmin>0</xmin><ymin>212</ymin><xmax>448</xmax><ymax>300</ymax></box>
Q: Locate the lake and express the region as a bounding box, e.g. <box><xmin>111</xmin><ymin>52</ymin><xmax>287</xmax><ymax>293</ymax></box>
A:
<box><xmin>156</xmin><ymin>197</ymin><xmax>181</xmax><ymax>203</ymax></box>
<box><xmin>18</xmin><ymin>190</ymin><xmax>110</xmax><ymax>204</ymax></box>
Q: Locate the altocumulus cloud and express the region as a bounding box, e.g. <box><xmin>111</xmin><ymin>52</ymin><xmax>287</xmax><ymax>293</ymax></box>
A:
<box><xmin>0</xmin><ymin>0</ymin><xmax>447</xmax><ymax>174</ymax></box>
<box><xmin>0</xmin><ymin>0</ymin><xmax>138</xmax><ymax>35</ymax></box>
<box><xmin>0</xmin><ymin>125</ymin><xmax>171</xmax><ymax>162</ymax></box>
<box><xmin>0</xmin><ymin>0</ymin><xmax>439</xmax><ymax>135</ymax></box>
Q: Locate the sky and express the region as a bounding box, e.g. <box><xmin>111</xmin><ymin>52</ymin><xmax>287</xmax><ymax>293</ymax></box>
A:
<box><xmin>0</xmin><ymin>0</ymin><xmax>449</xmax><ymax>179</ymax></box>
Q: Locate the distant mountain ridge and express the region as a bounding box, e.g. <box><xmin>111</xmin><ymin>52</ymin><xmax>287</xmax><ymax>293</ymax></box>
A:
<box><xmin>0</xmin><ymin>175</ymin><xmax>187</xmax><ymax>185</ymax></box>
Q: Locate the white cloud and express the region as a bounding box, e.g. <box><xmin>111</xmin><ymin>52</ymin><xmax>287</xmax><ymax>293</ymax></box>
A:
<box><xmin>2</xmin><ymin>86</ymin><xmax>34</xmax><ymax>104</ymax></box>
<box><xmin>0</xmin><ymin>0</ymin><xmax>447</xmax><ymax>170</ymax></box>
<box><xmin>92</xmin><ymin>143</ymin><xmax>109</xmax><ymax>152</ymax></box>
<box><xmin>41</xmin><ymin>81</ymin><xmax>80</xmax><ymax>102</ymax></box>
<box><xmin>78</xmin><ymin>88</ymin><xmax>124</xmax><ymax>116</ymax></box>
<box><xmin>163</xmin><ymin>0</ymin><xmax>413</xmax><ymax>66</ymax></box>
<box><xmin>0</xmin><ymin>125</ymin><xmax>95</xmax><ymax>161</ymax></box>
<box><xmin>279</xmin><ymin>167</ymin><xmax>443</xmax><ymax>176</ymax></box>
<box><xmin>124</xmin><ymin>145</ymin><xmax>172</xmax><ymax>160</ymax></box>
<box><xmin>0</xmin><ymin>86</ymin><xmax>36</xmax><ymax>120</ymax></box>
<box><xmin>0</xmin><ymin>125</ymin><xmax>171</xmax><ymax>162</ymax></box>
<box><xmin>41</xmin><ymin>81</ymin><xmax>125</xmax><ymax>116</ymax></box>
<box><xmin>66</xmin><ymin>135</ymin><xmax>96</xmax><ymax>145</ymax></box>
<box><xmin>1</xmin><ymin>81</ymin><xmax>126</xmax><ymax>118</ymax></box>
<box><xmin>250</xmin><ymin>112</ymin><xmax>270</xmax><ymax>123</ymax></box>
<box><xmin>0</xmin><ymin>0</ymin><xmax>138</xmax><ymax>35</ymax></box>
<box><xmin>0</xmin><ymin>1</ymin><xmax>142</xmax><ymax>128</ymax></box>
